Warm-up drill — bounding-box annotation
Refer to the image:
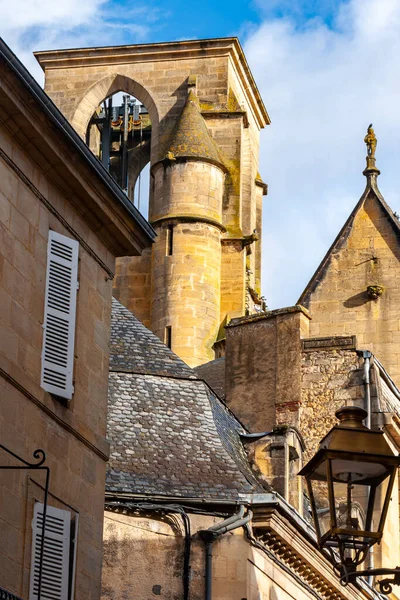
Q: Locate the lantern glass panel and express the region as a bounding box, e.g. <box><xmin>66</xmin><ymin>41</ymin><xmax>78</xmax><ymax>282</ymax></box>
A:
<box><xmin>331</xmin><ymin>475</ymin><xmax>369</xmax><ymax>533</ymax></box>
<box><xmin>299</xmin><ymin>406</ymin><xmax>400</xmax><ymax>569</ymax></box>
<box><xmin>308</xmin><ymin>478</ymin><xmax>331</xmax><ymax>538</ymax></box>
<box><xmin>305</xmin><ymin>453</ymin><xmax>395</xmax><ymax>551</ymax></box>
<box><xmin>329</xmin><ymin>457</ymin><xmax>392</xmax><ymax>534</ymax></box>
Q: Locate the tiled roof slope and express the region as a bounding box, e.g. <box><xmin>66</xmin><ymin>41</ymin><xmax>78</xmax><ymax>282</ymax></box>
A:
<box><xmin>194</xmin><ymin>357</ymin><xmax>226</xmax><ymax>399</ymax></box>
<box><xmin>107</xmin><ymin>299</ymin><xmax>263</xmax><ymax>499</ymax></box>
<box><xmin>110</xmin><ymin>298</ymin><xmax>194</xmax><ymax>378</ymax></box>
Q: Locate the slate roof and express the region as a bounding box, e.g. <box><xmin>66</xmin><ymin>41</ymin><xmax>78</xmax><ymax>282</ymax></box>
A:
<box><xmin>194</xmin><ymin>357</ymin><xmax>226</xmax><ymax>399</ymax></box>
<box><xmin>107</xmin><ymin>299</ymin><xmax>263</xmax><ymax>499</ymax></box>
<box><xmin>110</xmin><ymin>299</ymin><xmax>194</xmax><ymax>378</ymax></box>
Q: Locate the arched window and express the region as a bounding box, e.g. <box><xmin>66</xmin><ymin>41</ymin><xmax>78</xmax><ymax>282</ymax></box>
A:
<box><xmin>86</xmin><ymin>91</ymin><xmax>151</xmax><ymax>218</ymax></box>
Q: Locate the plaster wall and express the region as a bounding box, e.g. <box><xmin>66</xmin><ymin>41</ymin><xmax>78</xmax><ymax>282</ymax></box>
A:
<box><xmin>247</xmin><ymin>545</ymin><xmax>320</xmax><ymax>600</ymax></box>
<box><xmin>101</xmin><ymin>511</ymin><xmax>319</xmax><ymax>600</ymax></box>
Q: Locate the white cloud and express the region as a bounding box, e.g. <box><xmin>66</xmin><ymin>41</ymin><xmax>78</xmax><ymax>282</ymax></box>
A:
<box><xmin>1</xmin><ymin>0</ymin><xmax>105</xmax><ymax>29</ymax></box>
<box><xmin>245</xmin><ymin>0</ymin><xmax>400</xmax><ymax>308</ymax></box>
<box><xmin>0</xmin><ymin>0</ymin><xmax>152</xmax><ymax>82</ymax></box>
<box><xmin>3</xmin><ymin>0</ymin><xmax>400</xmax><ymax>311</ymax></box>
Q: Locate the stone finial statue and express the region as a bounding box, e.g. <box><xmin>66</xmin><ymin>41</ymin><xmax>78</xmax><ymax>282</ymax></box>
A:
<box><xmin>364</xmin><ymin>124</ymin><xmax>377</xmax><ymax>158</ymax></box>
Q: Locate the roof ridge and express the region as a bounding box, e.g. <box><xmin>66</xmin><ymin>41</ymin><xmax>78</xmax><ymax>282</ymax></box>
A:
<box><xmin>298</xmin><ymin>173</ymin><xmax>400</xmax><ymax>307</ymax></box>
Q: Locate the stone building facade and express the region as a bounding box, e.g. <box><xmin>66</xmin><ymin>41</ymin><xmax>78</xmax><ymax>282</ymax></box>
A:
<box><xmin>34</xmin><ymin>38</ymin><xmax>269</xmax><ymax>367</ymax></box>
<box><xmin>195</xmin><ymin>156</ymin><xmax>400</xmax><ymax>586</ymax></box>
<box><xmin>0</xmin><ymin>40</ymin><xmax>154</xmax><ymax>600</ymax></box>
<box><xmin>19</xmin><ymin>34</ymin><xmax>400</xmax><ymax>600</ymax></box>
<box><xmin>221</xmin><ymin>314</ymin><xmax>400</xmax><ymax>576</ymax></box>
<box><xmin>299</xmin><ymin>161</ymin><xmax>400</xmax><ymax>386</ymax></box>
<box><xmin>101</xmin><ymin>299</ymin><xmax>381</xmax><ymax>600</ymax></box>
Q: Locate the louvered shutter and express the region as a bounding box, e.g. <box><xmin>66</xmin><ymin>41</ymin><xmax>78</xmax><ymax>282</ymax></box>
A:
<box><xmin>41</xmin><ymin>231</ymin><xmax>79</xmax><ymax>400</ymax></box>
<box><xmin>29</xmin><ymin>503</ymin><xmax>71</xmax><ymax>600</ymax></box>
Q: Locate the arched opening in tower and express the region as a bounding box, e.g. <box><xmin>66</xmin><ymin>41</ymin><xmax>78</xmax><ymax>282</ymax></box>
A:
<box><xmin>86</xmin><ymin>92</ymin><xmax>151</xmax><ymax>218</ymax></box>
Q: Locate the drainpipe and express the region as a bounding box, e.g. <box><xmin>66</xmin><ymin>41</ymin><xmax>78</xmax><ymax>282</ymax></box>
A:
<box><xmin>362</xmin><ymin>350</ymin><xmax>372</xmax><ymax>429</ymax></box>
<box><xmin>362</xmin><ymin>350</ymin><xmax>374</xmax><ymax>585</ymax></box>
<box><xmin>198</xmin><ymin>505</ymin><xmax>253</xmax><ymax>600</ymax></box>
<box><xmin>207</xmin><ymin>505</ymin><xmax>245</xmax><ymax>532</ymax></box>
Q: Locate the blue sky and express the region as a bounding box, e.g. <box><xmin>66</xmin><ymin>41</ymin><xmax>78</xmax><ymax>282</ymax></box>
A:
<box><xmin>2</xmin><ymin>0</ymin><xmax>400</xmax><ymax>309</ymax></box>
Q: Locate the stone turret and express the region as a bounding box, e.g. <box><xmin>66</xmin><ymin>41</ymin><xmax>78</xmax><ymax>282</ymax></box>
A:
<box><xmin>150</xmin><ymin>91</ymin><xmax>226</xmax><ymax>365</ymax></box>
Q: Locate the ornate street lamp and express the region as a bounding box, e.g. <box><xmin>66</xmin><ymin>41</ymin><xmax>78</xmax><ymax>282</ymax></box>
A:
<box><xmin>299</xmin><ymin>406</ymin><xmax>400</xmax><ymax>592</ymax></box>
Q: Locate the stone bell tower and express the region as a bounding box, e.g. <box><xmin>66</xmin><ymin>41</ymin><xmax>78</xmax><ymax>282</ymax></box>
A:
<box><xmin>35</xmin><ymin>38</ymin><xmax>269</xmax><ymax>367</ymax></box>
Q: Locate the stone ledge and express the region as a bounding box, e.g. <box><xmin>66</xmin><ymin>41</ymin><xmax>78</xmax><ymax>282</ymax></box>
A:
<box><xmin>227</xmin><ymin>305</ymin><xmax>311</xmax><ymax>328</ymax></box>
<box><xmin>252</xmin><ymin>506</ymin><xmax>374</xmax><ymax>600</ymax></box>
<box><xmin>302</xmin><ymin>335</ymin><xmax>357</xmax><ymax>352</ymax></box>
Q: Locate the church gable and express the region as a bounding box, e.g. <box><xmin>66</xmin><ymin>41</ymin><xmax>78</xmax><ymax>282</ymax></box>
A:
<box><xmin>299</xmin><ymin>163</ymin><xmax>400</xmax><ymax>385</ymax></box>
<box><xmin>300</xmin><ymin>190</ymin><xmax>400</xmax><ymax>309</ymax></box>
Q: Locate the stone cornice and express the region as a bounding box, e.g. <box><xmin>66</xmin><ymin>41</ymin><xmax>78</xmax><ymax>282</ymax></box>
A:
<box><xmin>252</xmin><ymin>506</ymin><xmax>376</xmax><ymax>600</ymax></box>
<box><xmin>34</xmin><ymin>38</ymin><xmax>270</xmax><ymax>129</ymax></box>
<box><xmin>227</xmin><ymin>305</ymin><xmax>311</xmax><ymax>329</ymax></box>
<box><xmin>150</xmin><ymin>214</ymin><xmax>226</xmax><ymax>233</ymax></box>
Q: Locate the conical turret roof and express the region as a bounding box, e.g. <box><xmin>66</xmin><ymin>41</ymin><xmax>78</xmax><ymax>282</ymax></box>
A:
<box><xmin>165</xmin><ymin>90</ymin><xmax>225</xmax><ymax>167</ymax></box>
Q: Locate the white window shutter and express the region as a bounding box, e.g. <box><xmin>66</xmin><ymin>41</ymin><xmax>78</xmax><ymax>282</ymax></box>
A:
<box><xmin>41</xmin><ymin>231</ymin><xmax>79</xmax><ymax>400</ymax></box>
<box><xmin>29</xmin><ymin>503</ymin><xmax>71</xmax><ymax>600</ymax></box>
<box><xmin>69</xmin><ymin>514</ymin><xmax>79</xmax><ymax>600</ymax></box>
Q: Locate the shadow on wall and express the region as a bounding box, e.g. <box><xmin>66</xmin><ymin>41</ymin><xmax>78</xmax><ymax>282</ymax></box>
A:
<box><xmin>101</xmin><ymin>512</ymin><xmax>206</xmax><ymax>600</ymax></box>
<box><xmin>343</xmin><ymin>291</ymin><xmax>369</xmax><ymax>308</ymax></box>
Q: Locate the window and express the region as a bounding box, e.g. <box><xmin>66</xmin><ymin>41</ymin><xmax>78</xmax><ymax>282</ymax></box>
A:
<box><xmin>41</xmin><ymin>231</ymin><xmax>79</xmax><ymax>400</ymax></box>
<box><xmin>165</xmin><ymin>326</ymin><xmax>172</xmax><ymax>349</ymax></box>
<box><xmin>29</xmin><ymin>503</ymin><xmax>78</xmax><ymax>600</ymax></box>
<box><xmin>166</xmin><ymin>224</ymin><xmax>173</xmax><ymax>256</ymax></box>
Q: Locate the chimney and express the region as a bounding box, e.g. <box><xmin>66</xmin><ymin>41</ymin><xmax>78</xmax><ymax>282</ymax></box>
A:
<box><xmin>224</xmin><ymin>306</ymin><xmax>310</xmax><ymax>432</ymax></box>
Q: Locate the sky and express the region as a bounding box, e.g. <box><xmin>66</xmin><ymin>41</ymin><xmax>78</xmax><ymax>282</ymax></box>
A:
<box><xmin>2</xmin><ymin>0</ymin><xmax>400</xmax><ymax>308</ymax></box>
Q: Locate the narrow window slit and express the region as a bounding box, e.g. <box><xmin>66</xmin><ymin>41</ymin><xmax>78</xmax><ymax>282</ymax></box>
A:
<box><xmin>165</xmin><ymin>326</ymin><xmax>172</xmax><ymax>349</ymax></box>
<box><xmin>166</xmin><ymin>224</ymin><xmax>174</xmax><ymax>256</ymax></box>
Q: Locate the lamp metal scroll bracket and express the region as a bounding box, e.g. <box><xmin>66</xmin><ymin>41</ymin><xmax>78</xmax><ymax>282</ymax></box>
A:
<box><xmin>0</xmin><ymin>443</ymin><xmax>50</xmax><ymax>600</ymax></box>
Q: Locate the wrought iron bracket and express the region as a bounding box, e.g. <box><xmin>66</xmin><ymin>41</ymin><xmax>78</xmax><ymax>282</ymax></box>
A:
<box><xmin>0</xmin><ymin>444</ymin><xmax>50</xmax><ymax>600</ymax></box>
<box><xmin>337</xmin><ymin>564</ymin><xmax>400</xmax><ymax>594</ymax></box>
